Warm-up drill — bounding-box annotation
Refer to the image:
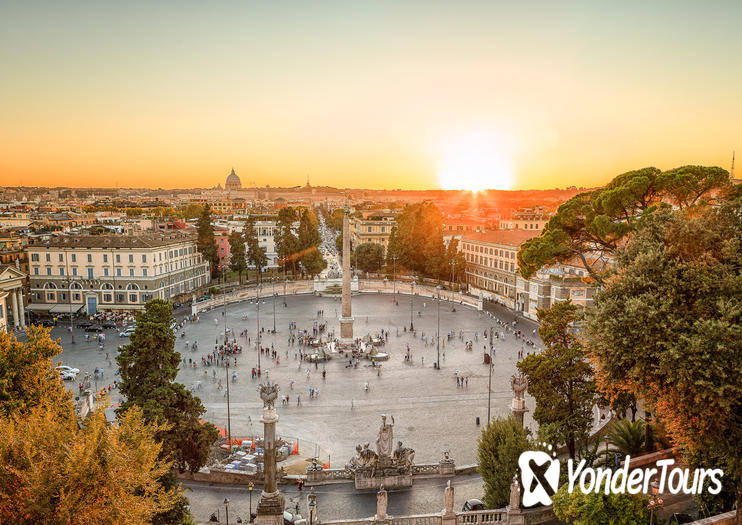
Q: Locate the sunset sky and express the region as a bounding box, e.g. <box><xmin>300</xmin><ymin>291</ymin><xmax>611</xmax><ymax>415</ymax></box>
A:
<box><xmin>1</xmin><ymin>1</ymin><xmax>740</xmax><ymax>190</ymax></box>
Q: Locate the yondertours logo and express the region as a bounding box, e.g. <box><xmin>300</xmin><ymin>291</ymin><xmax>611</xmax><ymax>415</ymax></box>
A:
<box><xmin>518</xmin><ymin>448</ymin><xmax>724</xmax><ymax>507</ymax></box>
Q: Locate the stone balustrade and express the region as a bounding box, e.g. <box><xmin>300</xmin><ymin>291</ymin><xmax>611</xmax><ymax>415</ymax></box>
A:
<box><xmin>456</xmin><ymin>509</ymin><xmax>507</xmax><ymax>524</ymax></box>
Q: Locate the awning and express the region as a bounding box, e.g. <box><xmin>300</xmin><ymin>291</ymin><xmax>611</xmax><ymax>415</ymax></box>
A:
<box><xmin>50</xmin><ymin>304</ymin><xmax>83</xmax><ymax>314</ymax></box>
<box><xmin>26</xmin><ymin>303</ymin><xmax>56</xmax><ymax>312</ymax></box>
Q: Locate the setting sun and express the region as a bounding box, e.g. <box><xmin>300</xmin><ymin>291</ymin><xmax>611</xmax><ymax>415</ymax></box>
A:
<box><xmin>436</xmin><ymin>132</ymin><xmax>514</xmax><ymax>192</ymax></box>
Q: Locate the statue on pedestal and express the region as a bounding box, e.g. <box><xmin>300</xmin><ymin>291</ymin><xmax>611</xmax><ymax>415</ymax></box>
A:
<box><xmin>376</xmin><ymin>414</ymin><xmax>394</xmax><ymax>457</ymax></box>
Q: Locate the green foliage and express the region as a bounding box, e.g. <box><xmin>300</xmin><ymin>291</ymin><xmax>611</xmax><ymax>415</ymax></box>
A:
<box><xmin>517</xmin><ymin>301</ymin><xmax>595</xmax><ymax>458</ymax></box>
<box><xmin>276</xmin><ymin>207</ymin><xmax>300</xmax><ymax>275</ymax></box>
<box><xmin>244</xmin><ymin>215</ymin><xmax>268</xmax><ymax>278</ymax></box>
<box><xmin>518</xmin><ymin>165</ymin><xmax>730</xmax><ymax>281</ymax></box>
<box><xmin>355</xmin><ymin>242</ymin><xmax>384</xmax><ymax>273</ymax></box>
<box><xmin>445</xmin><ymin>238</ymin><xmax>466</xmax><ymax>283</ymax></box>
<box><xmin>298</xmin><ymin>208</ymin><xmax>321</xmax><ymax>250</ymax></box>
<box><xmin>117</xmin><ymin>300</ymin><xmax>219</xmax><ymax>475</ymax></box>
<box><xmin>228</xmin><ymin>230</ymin><xmax>247</xmax><ymax>284</ymax></box>
<box><xmin>477</xmin><ymin>417</ymin><xmax>529</xmax><ymax>509</ymax></box>
<box><xmin>178</xmin><ymin>203</ymin><xmax>204</xmax><ymax>220</ymax></box>
<box><xmin>196</xmin><ymin>205</ymin><xmax>218</xmax><ymax>277</ymax></box>
<box><xmin>552</xmin><ymin>476</ymin><xmax>649</xmax><ymax>525</ymax></box>
<box><xmin>585</xmin><ymin>199</ymin><xmax>742</xmax><ymax>514</ymax></box>
<box><xmin>327</xmin><ymin>208</ymin><xmax>345</xmax><ymax>231</ymax></box>
<box><xmin>0</xmin><ymin>327</ymin><xmax>72</xmax><ymax>419</ymax></box>
<box><xmin>386</xmin><ymin>202</ymin><xmax>446</xmax><ymax>279</ymax></box>
<box><xmin>301</xmin><ymin>247</ymin><xmax>327</xmax><ymax>277</ymax></box>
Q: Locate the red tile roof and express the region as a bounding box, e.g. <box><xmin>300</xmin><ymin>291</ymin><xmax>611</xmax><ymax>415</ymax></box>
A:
<box><xmin>461</xmin><ymin>229</ymin><xmax>541</xmax><ymax>248</ymax></box>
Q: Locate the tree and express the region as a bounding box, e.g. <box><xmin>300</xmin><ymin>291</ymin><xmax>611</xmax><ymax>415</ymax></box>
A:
<box><xmin>477</xmin><ymin>416</ymin><xmax>529</xmax><ymax>509</ymax></box>
<box><xmin>584</xmin><ymin>201</ymin><xmax>742</xmax><ymax>519</ymax></box>
<box><xmin>297</xmin><ymin>207</ymin><xmax>321</xmax><ymax>250</ymax></box>
<box><xmin>517</xmin><ymin>301</ymin><xmax>595</xmax><ymax>459</ymax></box>
<box><xmin>197</xmin><ymin>204</ymin><xmax>219</xmax><ymax>278</ymax></box>
<box><xmin>301</xmin><ymin>247</ymin><xmax>327</xmax><ymax>277</ymax></box>
<box><xmin>386</xmin><ymin>202</ymin><xmax>446</xmax><ymax>279</ymax></box>
<box><xmin>276</xmin><ymin>207</ymin><xmax>300</xmax><ymax>276</ymax></box>
<box><xmin>552</xmin><ymin>475</ymin><xmax>650</xmax><ymax>525</ymax></box>
<box><xmin>595</xmin><ymin>419</ymin><xmax>645</xmax><ymax>468</ymax></box>
<box><xmin>518</xmin><ymin>165</ymin><xmax>730</xmax><ymax>283</ymax></box>
<box><xmin>355</xmin><ymin>243</ymin><xmax>384</xmax><ymax>273</ymax></box>
<box><xmin>244</xmin><ymin>216</ymin><xmax>268</xmax><ymax>281</ymax></box>
<box><xmin>0</xmin><ymin>327</ymin><xmax>71</xmax><ymax>420</ymax></box>
<box><xmin>178</xmin><ymin>203</ymin><xmax>204</xmax><ymax>220</ymax></box>
<box><xmin>117</xmin><ymin>300</ymin><xmax>218</xmax><ymax>474</ymax></box>
<box><xmin>0</xmin><ymin>404</ymin><xmax>180</xmax><ymax>524</ymax></box>
<box><xmin>228</xmin><ymin>230</ymin><xmax>247</xmax><ymax>284</ymax></box>
<box><xmin>327</xmin><ymin>208</ymin><xmax>345</xmax><ymax>231</ymax></box>
<box><xmin>445</xmin><ymin>238</ymin><xmax>466</xmax><ymax>285</ymax></box>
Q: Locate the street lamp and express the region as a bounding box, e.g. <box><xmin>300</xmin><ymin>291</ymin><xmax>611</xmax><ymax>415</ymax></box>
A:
<box><xmin>392</xmin><ymin>255</ymin><xmax>397</xmax><ymax>304</ymax></box>
<box><xmin>65</xmin><ymin>252</ymin><xmax>75</xmax><ymax>344</ymax></box>
<box><xmin>248</xmin><ymin>482</ymin><xmax>255</xmax><ymax>523</ymax></box>
<box><xmin>226</xmin><ymin>362</ymin><xmax>231</xmax><ymax>447</ymax></box>
<box><xmin>487</xmin><ymin>326</ymin><xmax>494</xmax><ymax>425</ymax></box>
<box><xmin>449</xmin><ymin>259</ymin><xmax>456</xmax><ymax>292</ymax></box>
<box><xmin>223</xmin><ymin>498</ymin><xmax>230</xmax><ymax>525</ymax></box>
<box><xmin>308</xmin><ymin>487</ymin><xmax>317</xmax><ymax>525</ymax></box>
<box><xmin>409</xmin><ymin>278</ymin><xmax>415</xmax><ymax>331</ymax></box>
<box><xmin>436</xmin><ymin>285</ymin><xmax>442</xmax><ymax>369</ymax></box>
<box><xmin>272</xmin><ymin>279</ymin><xmax>276</xmax><ymax>333</ymax></box>
<box><xmin>256</xmin><ymin>280</ymin><xmax>261</xmax><ymax>370</ymax></box>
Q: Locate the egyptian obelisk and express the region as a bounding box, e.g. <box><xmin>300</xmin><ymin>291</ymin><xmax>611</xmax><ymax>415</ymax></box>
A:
<box><xmin>340</xmin><ymin>203</ymin><xmax>354</xmax><ymax>341</ymax></box>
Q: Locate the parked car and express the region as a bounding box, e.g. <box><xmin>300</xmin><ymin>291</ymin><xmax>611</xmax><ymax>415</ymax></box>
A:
<box><xmin>59</xmin><ymin>370</ymin><xmax>77</xmax><ymax>381</ymax></box>
<box><xmin>102</xmin><ymin>321</ymin><xmax>116</xmax><ymax>329</ymax></box>
<box><xmin>55</xmin><ymin>365</ymin><xmax>80</xmax><ymax>375</ymax></box>
<box><xmin>119</xmin><ymin>327</ymin><xmax>136</xmax><ymax>337</ymax></box>
<box><xmin>41</xmin><ymin>319</ymin><xmax>56</xmax><ymax>327</ymax></box>
<box><xmin>462</xmin><ymin>499</ymin><xmax>484</xmax><ymax>511</ymax></box>
<box><xmin>76</xmin><ymin>320</ymin><xmax>93</xmax><ymax>328</ymax></box>
<box><xmin>85</xmin><ymin>325</ymin><xmax>103</xmax><ymax>333</ymax></box>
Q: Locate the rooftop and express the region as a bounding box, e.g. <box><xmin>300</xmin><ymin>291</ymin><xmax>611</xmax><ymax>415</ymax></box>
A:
<box><xmin>29</xmin><ymin>232</ymin><xmax>197</xmax><ymax>249</ymax></box>
<box><xmin>461</xmin><ymin>229</ymin><xmax>540</xmax><ymax>248</ymax></box>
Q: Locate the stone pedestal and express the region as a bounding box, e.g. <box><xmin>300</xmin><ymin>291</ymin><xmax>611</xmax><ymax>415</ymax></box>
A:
<box><xmin>511</xmin><ymin>398</ymin><xmax>528</xmax><ymax>427</ymax></box>
<box><xmin>355</xmin><ymin>472</ymin><xmax>412</xmax><ymax>490</ymax></box>
<box><xmin>442</xmin><ymin>481</ymin><xmax>456</xmax><ymax>525</ymax></box>
<box><xmin>257</xmin><ymin>384</ymin><xmax>285</xmax><ymax>525</ymax></box>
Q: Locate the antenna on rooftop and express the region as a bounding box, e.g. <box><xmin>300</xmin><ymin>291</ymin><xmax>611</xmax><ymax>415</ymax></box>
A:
<box><xmin>732</xmin><ymin>151</ymin><xmax>736</xmax><ymax>179</ymax></box>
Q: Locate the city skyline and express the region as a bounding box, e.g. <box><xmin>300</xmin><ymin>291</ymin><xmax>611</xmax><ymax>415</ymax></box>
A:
<box><xmin>2</xmin><ymin>1</ymin><xmax>741</xmax><ymax>190</ymax></box>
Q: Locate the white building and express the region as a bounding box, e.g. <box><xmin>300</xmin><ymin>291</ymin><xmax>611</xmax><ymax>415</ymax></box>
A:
<box><xmin>0</xmin><ymin>263</ymin><xmax>26</xmax><ymax>331</ymax></box>
<box><xmin>26</xmin><ymin>232</ymin><xmax>210</xmax><ymax>315</ymax></box>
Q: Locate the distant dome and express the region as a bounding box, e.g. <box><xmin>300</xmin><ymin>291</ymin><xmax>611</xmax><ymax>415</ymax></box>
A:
<box><xmin>225</xmin><ymin>168</ymin><xmax>242</xmax><ymax>190</ymax></box>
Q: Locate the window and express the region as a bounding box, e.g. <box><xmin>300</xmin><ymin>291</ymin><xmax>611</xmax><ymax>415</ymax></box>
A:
<box><xmin>71</xmin><ymin>254</ymin><xmax>76</xmax><ymax>262</ymax></box>
<box><xmin>58</xmin><ymin>253</ymin><xmax>63</xmax><ymax>262</ymax></box>
<box><xmin>129</xmin><ymin>294</ymin><xmax>137</xmax><ymax>303</ymax></box>
<box><xmin>103</xmin><ymin>293</ymin><xmax>112</xmax><ymax>302</ymax></box>
<box><xmin>104</xmin><ymin>268</ymin><xmax>109</xmax><ymax>277</ymax></box>
<box><xmin>116</xmin><ymin>268</ymin><xmax>122</xmax><ymax>277</ymax></box>
<box><xmin>33</xmin><ymin>267</ymin><xmax>39</xmax><ymax>275</ymax></box>
<box><xmin>47</xmin><ymin>293</ymin><xmax>55</xmax><ymax>301</ymax></box>
<box><xmin>73</xmin><ymin>293</ymin><xmax>81</xmax><ymax>301</ymax></box>
<box><xmin>46</xmin><ymin>267</ymin><xmax>52</xmax><ymax>276</ymax></box>
<box><xmin>115</xmin><ymin>254</ymin><xmax>120</xmax><ymax>263</ymax></box>
<box><xmin>129</xmin><ymin>254</ymin><xmax>134</xmax><ymax>263</ymax></box>
<box><xmin>142</xmin><ymin>254</ymin><xmax>147</xmax><ymax>263</ymax></box>
<box><xmin>87</xmin><ymin>254</ymin><xmax>92</xmax><ymax>263</ymax></box>
<box><xmin>142</xmin><ymin>268</ymin><xmax>148</xmax><ymax>277</ymax></box>
<box><xmin>45</xmin><ymin>253</ymin><xmax>50</xmax><ymax>262</ymax></box>
<box><xmin>59</xmin><ymin>267</ymin><xmax>65</xmax><ymax>276</ymax></box>
<box><xmin>103</xmin><ymin>254</ymin><xmax>108</xmax><ymax>263</ymax></box>
<box><xmin>31</xmin><ymin>253</ymin><xmax>39</xmax><ymax>262</ymax></box>
<box><xmin>72</xmin><ymin>267</ymin><xmax>78</xmax><ymax>276</ymax></box>
<box><xmin>368</xmin><ymin>226</ymin><xmax>372</xmax><ymax>232</ymax></box>
<box><xmin>116</xmin><ymin>293</ymin><xmax>125</xmax><ymax>303</ymax></box>
<box><xmin>87</xmin><ymin>268</ymin><xmax>94</xmax><ymax>279</ymax></box>
<box><xmin>129</xmin><ymin>268</ymin><xmax>134</xmax><ymax>276</ymax></box>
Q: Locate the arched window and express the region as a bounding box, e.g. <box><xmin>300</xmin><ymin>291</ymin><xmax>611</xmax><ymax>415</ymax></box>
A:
<box><xmin>70</xmin><ymin>282</ymin><xmax>82</xmax><ymax>289</ymax></box>
<box><xmin>43</xmin><ymin>282</ymin><xmax>57</xmax><ymax>289</ymax></box>
<box><xmin>126</xmin><ymin>283</ymin><xmax>140</xmax><ymax>291</ymax></box>
<box><xmin>101</xmin><ymin>283</ymin><xmax>113</xmax><ymax>290</ymax></box>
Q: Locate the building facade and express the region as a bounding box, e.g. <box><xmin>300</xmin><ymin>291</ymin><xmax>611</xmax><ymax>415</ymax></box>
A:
<box><xmin>26</xmin><ymin>233</ymin><xmax>210</xmax><ymax>315</ymax></box>
<box><xmin>499</xmin><ymin>206</ymin><xmax>550</xmax><ymax>231</ymax></box>
<box><xmin>0</xmin><ymin>263</ymin><xmax>26</xmax><ymax>332</ymax></box>
<box><xmin>460</xmin><ymin>230</ymin><xmax>540</xmax><ymax>308</ymax></box>
<box><xmin>349</xmin><ymin>212</ymin><xmax>396</xmax><ymax>257</ymax></box>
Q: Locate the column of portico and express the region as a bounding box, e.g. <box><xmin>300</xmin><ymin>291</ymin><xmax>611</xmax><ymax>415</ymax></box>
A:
<box><xmin>11</xmin><ymin>290</ymin><xmax>19</xmax><ymax>329</ymax></box>
<box><xmin>17</xmin><ymin>290</ymin><xmax>25</xmax><ymax>328</ymax></box>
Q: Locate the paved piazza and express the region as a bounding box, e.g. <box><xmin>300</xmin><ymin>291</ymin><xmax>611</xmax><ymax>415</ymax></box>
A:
<box><xmin>53</xmin><ymin>293</ymin><xmax>541</xmax><ymax>467</ymax></box>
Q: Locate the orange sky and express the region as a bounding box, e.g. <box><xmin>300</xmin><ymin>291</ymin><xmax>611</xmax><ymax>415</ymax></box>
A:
<box><xmin>1</xmin><ymin>2</ymin><xmax>740</xmax><ymax>190</ymax></box>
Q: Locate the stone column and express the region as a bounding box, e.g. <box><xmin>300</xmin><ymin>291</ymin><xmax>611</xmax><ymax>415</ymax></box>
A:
<box><xmin>339</xmin><ymin>208</ymin><xmax>353</xmax><ymax>341</ymax></box>
<box><xmin>11</xmin><ymin>290</ymin><xmax>19</xmax><ymax>329</ymax></box>
<box><xmin>17</xmin><ymin>290</ymin><xmax>25</xmax><ymax>328</ymax></box>
<box><xmin>441</xmin><ymin>480</ymin><xmax>456</xmax><ymax>525</ymax></box>
<box><xmin>374</xmin><ymin>486</ymin><xmax>388</xmax><ymax>524</ymax></box>
<box><xmin>257</xmin><ymin>382</ymin><xmax>285</xmax><ymax>525</ymax></box>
